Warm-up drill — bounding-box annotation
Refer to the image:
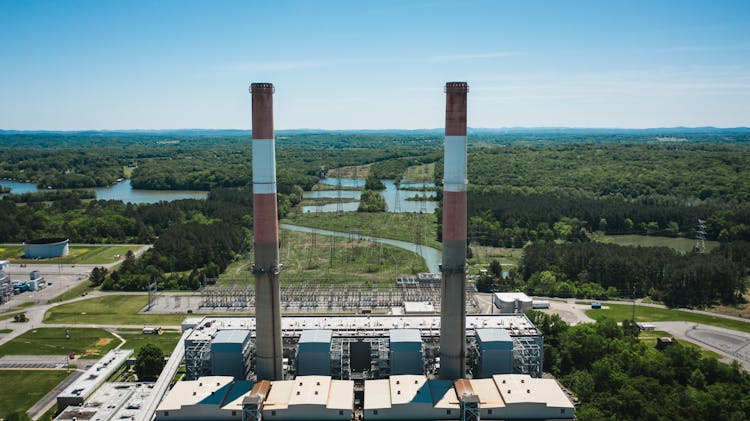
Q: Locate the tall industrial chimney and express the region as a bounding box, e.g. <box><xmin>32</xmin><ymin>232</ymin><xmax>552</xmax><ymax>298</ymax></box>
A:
<box><xmin>250</xmin><ymin>82</ymin><xmax>283</xmax><ymax>380</ymax></box>
<box><xmin>439</xmin><ymin>81</ymin><xmax>469</xmax><ymax>380</ymax></box>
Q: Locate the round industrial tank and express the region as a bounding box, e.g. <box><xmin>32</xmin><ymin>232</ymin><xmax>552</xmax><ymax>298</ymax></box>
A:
<box><xmin>23</xmin><ymin>238</ymin><xmax>69</xmax><ymax>259</ymax></box>
<box><xmin>499</xmin><ymin>296</ymin><xmax>516</xmax><ymax>313</ymax></box>
<box><xmin>518</xmin><ymin>296</ymin><xmax>533</xmax><ymax>313</ymax></box>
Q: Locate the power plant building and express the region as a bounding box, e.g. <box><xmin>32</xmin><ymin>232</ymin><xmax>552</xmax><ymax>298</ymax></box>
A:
<box><xmin>262</xmin><ymin>376</ymin><xmax>353</xmax><ymax>420</ymax></box>
<box><xmin>155</xmin><ymin>376</ymin><xmax>255</xmax><ymax>420</ymax></box>
<box><xmin>211</xmin><ymin>330</ymin><xmax>253</xmax><ymax>379</ymax></box>
<box><xmin>363</xmin><ymin>375</ymin><xmax>458</xmax><ymax>420</ymax></box>
<box><xmin>388</xmin><ymin>329</ymin><xmax>423</xmax><ymax>375</ymax></box>
<box><xmin>475</xmin><ymin>328</ymin><xmax>514</xmax><ymax>378</ymax></box>
<box><xmin>296</xmin><ymin>329</ymin><xmax>333</xmax><ymax>376</ymax></box>
<box><xmin>148</xmin><ymin>81</ymin><xmax>574</xmax><ymax>421</ymax></box>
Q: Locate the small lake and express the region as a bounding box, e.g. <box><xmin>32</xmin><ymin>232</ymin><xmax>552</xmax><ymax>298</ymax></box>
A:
<box><xmin>0</xmin><ymin>179</ymin><xmax>208</xmax><ymax>204</ymax></box>
<box><xmin>301</xmin><ymin>178</ymin><xmax>438</xmax><ymax>214</ymax></box>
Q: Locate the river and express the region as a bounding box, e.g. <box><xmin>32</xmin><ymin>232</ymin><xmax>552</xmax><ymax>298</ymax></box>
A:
<box><xmin>280</xmin><ymin>223</ymin><xmax>441</xmax><ymax>273</ymax></box>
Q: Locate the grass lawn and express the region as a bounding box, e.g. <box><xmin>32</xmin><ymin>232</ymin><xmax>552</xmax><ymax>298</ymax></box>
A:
<box><xmin>0</xmin><ymin>302</ymin><xmax>34</xmax><ymax>316</ymax></box>
<box><xmin>283</xmin><ymin>212</ymin><xmax>440</xmax><ymax>249</ymax></box>
<box><xmin>0</xmin><ymin>370</ymin><xmax>69</xmax><ymax>417</ymax></box>
<box><xmin>584</xmin><ymin>302</ymin><xmax>750</xmax><ymax>333</ymax></box>
<box><xmin>0</xmin><ymin>244</ymin><xmax>144</xmax><ymax>264</ymax></box>
<box><xmin>0</xmin><ymin>327</ymin><xmax>120</xmax><ymax>358</ymax></box>
<box><xmin>590</xmin><ymin>233</ymin><xmax>719</xmax><ymax>253</ymax></box>
<box><xmin>117</xmin><ymin>330</ymin><xmax>181</xmax><ymax>356</ymax></box>
<box><xmin>50</xmin><ymin>281</ymin><xmax>99</xmax><ymax>303</ymax></box>
<box><xmin>467</xmin><ymin>245</ymin><xmax>523</xmax><ymax>274</ymax></box>
<box><xmin>0</xmin><ymin>329</ymin><xmax>12</xmax><ymax>334</ymax></box>
<box><xmin>0</xmin><ymin>312</ymin><xmax>24</xmax><ymax>322</ymax></box>
<box><xmin>221</xmin><ymin>230</ymin><xmax>427</xmax><ymax>285</ymax></box>
<box><xmin>44</xmin><ymin>295</ymin><xmax>193</xmax><ymax>326</ymax></box>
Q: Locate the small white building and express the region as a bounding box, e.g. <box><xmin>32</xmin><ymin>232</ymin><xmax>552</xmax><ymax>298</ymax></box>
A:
<box><xmin>403</xmin><ymin>301</ymin><xmax>435</xmax><ymax>314</ymax></box>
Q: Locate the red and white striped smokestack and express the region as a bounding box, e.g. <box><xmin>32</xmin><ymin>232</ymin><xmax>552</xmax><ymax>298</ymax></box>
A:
<box><xmin>440</xmin><ymin>81</ymin><xmax>469</xmax><ymax>380</ymax></box>
<box><xmin>250</xmin><ymin>82</ymin><xmax>283</xmax><ymax>380</ymax></box>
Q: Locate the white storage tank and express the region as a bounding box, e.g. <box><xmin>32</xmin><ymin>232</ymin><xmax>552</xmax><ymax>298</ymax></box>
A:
<box><xmin>518</xmin><ymin>295</ymin><xmax>533</xmax><ymax>313</ymax></box>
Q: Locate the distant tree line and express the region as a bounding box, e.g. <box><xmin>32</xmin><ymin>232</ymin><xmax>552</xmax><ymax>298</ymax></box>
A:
<box><xmin>517</xmin><ymin>241</ymin><xmax>750</xmax><ymax>307</ymax></box>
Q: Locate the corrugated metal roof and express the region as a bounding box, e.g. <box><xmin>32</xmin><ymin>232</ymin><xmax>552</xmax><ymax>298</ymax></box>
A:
<box><xmin>299</xmin><ymin>329</ymin><xmax>333</xmax><ymax>344</ymax></box>
<box><xmin>212</xmin><ymin>329</ymin><xmax>250</xmax><ymax>344</ymax></box>
<box><xmin>389</xmin><ymin>328</ymin><xmax>422</xmax><ymax>343</ymax></box>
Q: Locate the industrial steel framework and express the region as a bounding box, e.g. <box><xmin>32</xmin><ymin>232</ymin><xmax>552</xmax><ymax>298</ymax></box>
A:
<box><xmin>199</xmin><ymin>280</ymin><xmax>478</xmax><ymax>313</ymax></box>
<box><xmin>512</xmin><ymin>336</ymin><xmax>543</xmax><ymax>378</ymax></box>
<box><xmin>330</xmin><ymin>336</ymin><xmax>390</xmax><ymax>380</ymax></box>
<box><xmin>184</xmin><ymin>339</ymin><xmax>212</xmax><ymax>380</ymax></box>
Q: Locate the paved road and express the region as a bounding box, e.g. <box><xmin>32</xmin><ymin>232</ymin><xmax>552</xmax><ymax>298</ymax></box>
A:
<box><xmin>648</xmin><ymin>321</ymin><xmax>750</xmax><ymax>371</ymax></box>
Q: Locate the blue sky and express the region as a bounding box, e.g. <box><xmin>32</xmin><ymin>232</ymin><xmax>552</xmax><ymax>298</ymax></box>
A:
<box><xmin>1</xmin><ymin>0</ymin><xmax>748</xmax><ymax>130</ymax></box>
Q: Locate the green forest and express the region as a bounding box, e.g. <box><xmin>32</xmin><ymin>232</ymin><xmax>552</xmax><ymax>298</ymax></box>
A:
<box><xmin>2</xmin><ymin>129</ymin><xmax>750</xmax><ymax>301</ymax></box>
<box><xmin>528</xmin><ymin>311</ymin><xmax>750</xmax><ymax>420</ymax></box>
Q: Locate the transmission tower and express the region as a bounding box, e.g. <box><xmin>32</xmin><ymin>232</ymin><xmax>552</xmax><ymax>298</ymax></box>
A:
<box><xmin>695</xmin><ymin>219</ymin><xmax>707</xmax><ymax>253</ymax></box>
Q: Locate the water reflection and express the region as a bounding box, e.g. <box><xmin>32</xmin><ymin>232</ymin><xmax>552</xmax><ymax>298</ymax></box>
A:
<box><xmin>1</xmin><ymin>179</ymin><xmax>207</xmax><ymax>204</ymax></box>
<box><xmin>301</xmin><ymin>178</ymin><xmax>438</xmax><ymax>214</ymax></box>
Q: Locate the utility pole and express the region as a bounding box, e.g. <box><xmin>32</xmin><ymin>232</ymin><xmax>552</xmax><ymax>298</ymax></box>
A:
<box><xmin>631</xmin><ymin>283</ymin><xmax>637</xmax><ymax>323</ymax></box>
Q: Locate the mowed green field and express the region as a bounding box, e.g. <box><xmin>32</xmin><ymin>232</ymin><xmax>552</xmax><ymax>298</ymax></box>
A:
<box><xmin>117</xmin><ymin>329</ymin><xmax>182</xmax><ymax>356</ymax></box>
<box><xmin>0</xmin><ymin>244</ymin><xmax>144</xmax><ymax>264</ymax></box>
<box><xmin>0</xmin><ymin>327</ymin><xmax>119</xmax><ymax>358</ymax></box>
<box><xmin>0</xmin><ymin>370</ymin><xmax>69</xmax><ymax>417</ymax></box>
<box><xmin>591</xmin><ymin>234</ymin><xmax>719</xmax><ymax>253</ymax></box>
<box><xmin>44</xmin><ymin>295</ymin><xmax>192</xmax><ymax>326</ymax></box>
<box><xmin>283</xmin><ymin>212</ymin><xmax>440</xmax><ymax>249</ymax></box>
<box><xmin>584</xmin><ymin>302</ymin><xmax>750</xmax><ymax>333</ymax></box>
